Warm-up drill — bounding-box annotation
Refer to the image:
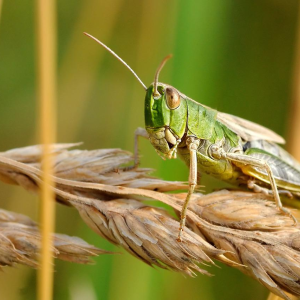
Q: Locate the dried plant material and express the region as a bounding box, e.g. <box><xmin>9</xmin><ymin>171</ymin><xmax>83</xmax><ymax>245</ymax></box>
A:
<box><xmin>0</xmin><ymin>208</ymin><xmax>36</xmax><ymax>226</ymax></box>
<box><xmin>73</xmin><ymin>198</ymin><xmax>224</xmax><ymax>276</ymax></box>
<box><xmin>1</xmin><ymin>145</ymin><xmax>300</xmax><ymax>299</ymax></box>
<box><xmin>0</xmin><ymin>144</ymin><xmax>186</xmax><ymax>193</ymax></box>
<box><xmin>0</xmin><ymin>209</ymin><xmax>108</xmax><ymax>268</ymax></box>
<box><xmin>0</xmin><ymin>143</ymin><xmax>82</xmax><ymax>163</ymax></box>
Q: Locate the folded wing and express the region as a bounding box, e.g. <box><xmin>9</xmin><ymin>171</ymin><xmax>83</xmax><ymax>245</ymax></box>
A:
<box><xmin>217</xmin><ymin>112</ymin><xmax>285</xmax><ymax>144</ymax></box>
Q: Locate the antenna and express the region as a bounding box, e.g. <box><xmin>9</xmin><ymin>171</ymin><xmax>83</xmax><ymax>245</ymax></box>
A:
<box><xmin>153</xmin><ymin>54</ymin><xmax>172</xmax><ymax>97</ymax></box>
<box><xmin>84</xmin><ymin>32</ymin><xmax>147</xmax><ymax>91</ymax></box>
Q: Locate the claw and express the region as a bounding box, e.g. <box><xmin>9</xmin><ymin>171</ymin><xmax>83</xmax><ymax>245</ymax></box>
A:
<box><xmin>279</xmin><ymin>206</ymin><xmax>298</xmax><ymax>225</ymax></box>
<box><xmin>176</xmin><ymin>236</ymin><xmax>182</xmax><ymax>243</ymax></box>
<box><xmin>177</xmin><ymin>228</ymin><xmax>183</xmax><ymax>243</ymax></box>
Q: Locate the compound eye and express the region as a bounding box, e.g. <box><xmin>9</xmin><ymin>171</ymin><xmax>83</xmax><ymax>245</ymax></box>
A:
<box><xmin>166</xmin><ymin>87</ymin><xmax>180</xmax><ymax>109</ymax></box>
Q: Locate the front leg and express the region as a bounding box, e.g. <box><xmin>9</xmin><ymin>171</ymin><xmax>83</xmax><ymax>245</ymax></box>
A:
<box><xmin>134</xmin><ymin>127</ymin><xmax>149</xmax><ymax>167</ymax></box>
<box><xmin>121</xmin><ymin>128</ymin><xmax>149</xmax><ymax>171</ymax></box>
<box><xmin>177</xmin><ymin>137</ymin><xmax>200</xmax><ymax>242</ymax></box>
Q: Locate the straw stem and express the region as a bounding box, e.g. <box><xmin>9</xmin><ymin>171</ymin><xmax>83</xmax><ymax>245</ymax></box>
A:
<box><xmin>36</xmin><ymin>0</ymin><xmax>57</xmax><ymax>299</ymax></box>
<box><xmin>288</xmin><ymin>3</ymin><xmax>300</xmax><ymax>161</ymax></box>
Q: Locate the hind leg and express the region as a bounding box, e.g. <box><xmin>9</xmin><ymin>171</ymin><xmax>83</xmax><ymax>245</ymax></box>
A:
<box><xmin>247</xmin><ymin>179</ymin><xmax>293</xmax><ymax>198</ymax></box>
<box><xmin>210</xmin><ymin>147</ymin><xmax>297</xmax><ymax>224</ymax></box>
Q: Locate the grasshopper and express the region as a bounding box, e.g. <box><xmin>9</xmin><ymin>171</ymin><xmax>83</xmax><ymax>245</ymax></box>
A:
<box><xmin>85</xmin><ymin>33</ymin><xmax>300</xmax><ymax>242</ymax></box>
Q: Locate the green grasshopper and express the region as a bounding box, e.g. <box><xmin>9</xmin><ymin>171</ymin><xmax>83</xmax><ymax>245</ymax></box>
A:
<box><xmin>85</xmin><ymin>33</ymin><xmax>300</xmax><ymax>242</ymax></box>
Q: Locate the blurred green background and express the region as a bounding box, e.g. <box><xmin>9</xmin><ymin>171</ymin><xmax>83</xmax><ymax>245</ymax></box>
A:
<box><xmin>0</xmin><ymin>0</ymin><xmax>299</xmax><ymax>299</ymax></box>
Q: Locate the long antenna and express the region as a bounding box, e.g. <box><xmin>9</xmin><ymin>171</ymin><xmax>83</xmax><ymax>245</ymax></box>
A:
<box><xmin>84</xmin><ymin>32</ymin><xmax>147</xmax><ymax>91</ymax></box>
<box><xmin>153</xmin><ymin>54</ymin><xmax>172</xmax><ymax>97</ymax></box>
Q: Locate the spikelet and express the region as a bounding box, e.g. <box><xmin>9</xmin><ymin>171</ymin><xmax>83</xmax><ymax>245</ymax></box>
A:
<box><xmin>0</xmin><ymin>208</ymin><xmax>109</xmax><ymax>268</ymax></box>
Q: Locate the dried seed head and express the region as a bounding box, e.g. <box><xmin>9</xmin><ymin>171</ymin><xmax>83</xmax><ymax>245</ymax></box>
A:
<box><xmin>1</xmin><ymin>144</ymin><xmax>300</xmax><ymax>299</ymax></box>
<box><xmin>0</xmin><ymin>209</ymin><xmax>109</xmax><ymax>268</ymax></box>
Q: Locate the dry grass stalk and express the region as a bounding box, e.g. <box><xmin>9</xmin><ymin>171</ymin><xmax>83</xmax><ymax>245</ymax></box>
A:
<box><xmin>0</xmin><ymin>208</ymin><xmax>107</xmax><ymax>268</ymax></box>
<box><xmin>288</xmin><ymin>2</ymin><xmax>300</xmax><ymax>162</ymax></box>
<box><xmin>36</xmin><ymin>0</ymin><xmax>57</xmax><ymax>296</ymax></box>
<box><xmin>1</xmin><ymin>144</ymin><xmax>300</xmax><ymax>299</ymax></box>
